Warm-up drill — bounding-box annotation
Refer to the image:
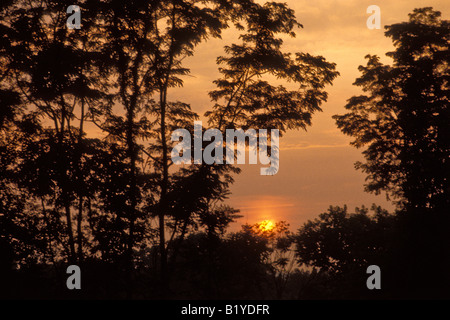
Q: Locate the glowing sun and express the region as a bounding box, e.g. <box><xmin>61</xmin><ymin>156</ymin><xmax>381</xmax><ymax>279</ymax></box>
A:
<box><xmin>258</xmin><ymin>220</ymin><xmax>275</xmax><ymax>232</ymax></box>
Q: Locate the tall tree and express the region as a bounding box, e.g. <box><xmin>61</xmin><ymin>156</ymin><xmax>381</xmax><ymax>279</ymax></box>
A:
<box><xmin>207</xmin><ymin>2</ymin><xmax>339</xmax><ymax>134</ymax></box>
<box><xmin>1</xmin><ymin>0</ymin><xmax>104</xmax><ymax>264</ymax></box>
<box><xmin>90</xmin><ymin>0</ymin><xmax>239</xmax><ymax>292</ymax></box>
<box><xmin>333</xmin><ymin>7</ymin><xmax>450</xmax><ymax>298</ymax></box>
<box><xmin>333</xmin><ymin>7</ymin><xmax>450</xmax><ymax>213</ymax></box>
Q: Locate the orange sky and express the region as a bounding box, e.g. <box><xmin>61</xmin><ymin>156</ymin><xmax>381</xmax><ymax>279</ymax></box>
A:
<box><xmin>165</xmin><ymin>0</ymin><xmax>450</xmax><ymax>231</ymax></box>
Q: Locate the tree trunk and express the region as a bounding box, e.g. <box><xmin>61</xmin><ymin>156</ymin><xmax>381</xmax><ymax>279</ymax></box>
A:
<box><xmin>159</xmin><ymin>88</ymin><xmax>169</xmax><ymax>296</ymax></box>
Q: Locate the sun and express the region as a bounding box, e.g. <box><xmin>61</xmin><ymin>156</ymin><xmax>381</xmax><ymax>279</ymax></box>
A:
<box><xmin>258</xmin><ymin>220</ymin><xmax>275</xmax><ymax>232</ymax></box>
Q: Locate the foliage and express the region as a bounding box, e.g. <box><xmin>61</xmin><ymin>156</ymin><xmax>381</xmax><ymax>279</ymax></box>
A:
<box><xmin>333</xmin><ymin>8</ymin><xmax>450</xmax><ymax>212</ymax></box>
<box><xmin>295</xmin><ymin>205</ymin><xmax>394</xmax><ymax>274</ymax></box>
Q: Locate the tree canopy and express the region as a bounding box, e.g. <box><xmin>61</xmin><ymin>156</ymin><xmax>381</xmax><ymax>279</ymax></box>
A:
<box><xmin>333</xmin><ymin>7</ymin><xmax>449</xmax><ymax>214</ymax></box>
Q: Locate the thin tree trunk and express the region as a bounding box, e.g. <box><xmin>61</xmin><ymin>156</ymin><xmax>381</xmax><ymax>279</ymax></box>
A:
<box><xmin>126</xmin><ymin>108</ymin><xmax>137</xmax><ymax>271</ymax></box>
<box><xmin>76</xmin><ymin>98</ymin><xmax>85</xmax><ymax>264</ymax></box>
<box><xmin>77</xmin><ymin>196</ymin><xmax>83</xmax><ymax>263</ymax></box>
<box><xmin>59</xmin><ymin>95</ymin><xmax>76</xmax><ymax>263</ymax></box>
<box><xmin>159</xmin><ymin>87</ymin><xmax>169</xmax><ymax>296</ymax></box>
<box><xmin>65</xmin><ymin>203</ymin><xmax>76</xmax><ymax>263</ymax></box>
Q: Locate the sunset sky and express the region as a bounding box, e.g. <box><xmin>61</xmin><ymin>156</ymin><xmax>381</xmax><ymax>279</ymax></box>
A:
<box><xmin>167</xmin><ymin>0</ymin><xmax>450</xmax><ymax>230</ymax></box>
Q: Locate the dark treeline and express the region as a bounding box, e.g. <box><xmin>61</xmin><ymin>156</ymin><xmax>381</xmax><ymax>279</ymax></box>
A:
<box><xmin>0</xmin><ymin>0</ymin><xmax>449</xmax><ymax>299</ymax></box>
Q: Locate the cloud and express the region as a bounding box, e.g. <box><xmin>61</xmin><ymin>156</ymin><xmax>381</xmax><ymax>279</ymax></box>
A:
<box><xmin>281</xmin><ymin>142</ymin><xmax>349</xmax><ymax>151</ymax></box>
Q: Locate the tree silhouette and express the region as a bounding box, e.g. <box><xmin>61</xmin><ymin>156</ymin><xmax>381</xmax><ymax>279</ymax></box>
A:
<box><xmin>333</xmin><ymin>8</ymin><xmax>449</xmax><ymax>213</ymax></box>
<box><xmin>295</xmin><ymin>205</ymin><xmax>394</xmax><ymax>274</ymax></box>
<box><xmin>1</xmin><ymin>0</ymin><xmax>105</xmax><ymax>265</ymax></box>
<box><xmin>294</xmin><ymin>205</ymin><xmax>395</xmax><ymax>298</ymax></box>
<box><xmin>89</xmin><ymin>0</ymin><xmax>248</xmax><ymax>293</ymax></box>
<box><xmin>206</xmin><ymin>2</ymin><xmax>339</xmax><ymax>133</ymax></box>
<box><xmin>330</xmin><ymin>7</ymin><xmax>450</xmax><ymax>298</ymax></box>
